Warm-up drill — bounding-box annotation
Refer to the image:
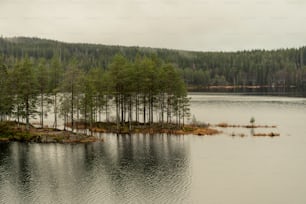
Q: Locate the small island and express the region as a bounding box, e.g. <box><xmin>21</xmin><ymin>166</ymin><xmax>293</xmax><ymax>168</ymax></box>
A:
<box><xmin>0</xmin><ymin>45</ymin><xmax>281</xmax><ymax>143</ymax></box>
<box><xmin>69</xmin><ymin>121</ymin><xmax>220</xmax><ymax>136</ymax></box>
<box><xmin>0</xmin><ymin>118</ymin><xmax>281</xmax><ymax>143</ymax></box>
<box><xmin>0</xmin><ymin>54</ymin><xmax>224</xmax><ymax>143</ymax></box>
<box><xmin>0</xmin><ymin>120</ymin><xmax>221</xmax><ymax>143</ymax></box>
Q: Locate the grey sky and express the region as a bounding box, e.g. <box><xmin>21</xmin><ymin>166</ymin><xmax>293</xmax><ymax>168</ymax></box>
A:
<box><xmin>0</xmin><ymin>0</ymin><xmax>305</xmax><ymax>51</ymax></box>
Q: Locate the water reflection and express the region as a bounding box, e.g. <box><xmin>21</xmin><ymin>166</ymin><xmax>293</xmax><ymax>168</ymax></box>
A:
<box><xmin>3</xmin><ymin>94</ymin><xmax>306</xmax><ymax>204</ymax></box>
<box><xmin>0</xmin><ymin>134</ymin><xmax>191</xmax><ymax>203</ymax></box>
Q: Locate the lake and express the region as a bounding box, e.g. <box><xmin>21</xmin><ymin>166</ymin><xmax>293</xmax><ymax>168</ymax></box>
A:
<box><xmin>1</xmin><ymin>93</ymin><xmax>306</xmax><ymax>204</ymax></box>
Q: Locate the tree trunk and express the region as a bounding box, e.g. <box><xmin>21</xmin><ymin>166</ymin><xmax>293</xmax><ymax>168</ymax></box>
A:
<box><xmin>129</xmin><ymin>96</ymin><xmax>132</xmax><ymax>132</ymax></box>
<box><xmin>54</xmin><ymin>93</ymin><xmax>57</xmax><ymax>129</ymax></box>
<box><xmin>143</xmin><ymin>96</ymin><xmax>146</xmax><ymax>126</ymax></box>
<box><xmin>26</xmin><ymin>97</ymin><xmax>30</xmax><ymax>131</ymax></box>
<box><xmin>161</xmin><ymin>94</ymin><xmax>164</xmax><ymax>127</ymax></box>
<box><xmin>76</xmin><ymin>96</ymin><xmax>79</xmax><ymax>130</ymax></box>
<box><xmin>150</xmin><ymin>96</ymin><xmax>153</xmax><ymax>125</ymax></box>
<box><xmin>105</xmin><ymin>96</ymin><xmax>109</xmax><ymax>122</ymax></box>
<box><xmin>71</xmin><ymin>85</ymin><xmax>74</xmax><ymax>132</ymax></box>
<box><xmin>84</xmin><ymin>99</ymin><xmax>87</xmax><ymax>130</ymax></box>
<box><xmin>135</xmin><ymin>94</ymin><xmax>138</xmax><ymax>124</ymax></box>
<box><xmin>40</xmin><ymin>93</ymin><xmax>44</xmax><ymax>128</ymax></box>
<box><xmin>116</xmin><ymin>95</ymin><xmax>120</xmax><ymax>132</ymax></box>
<box><xmin>121</xmin><ymin>96</ymin><xmax>125</xmax><ymax>125</ymax></box>
<box><xmin>90</xmin><ymin>105</ymin><xmax>93</xmax><ymax>136</ymax></box>
<box><xmin>17</xmin><ymin>104</ymin><xmax>20</xmax><ymax>127</ymax></box>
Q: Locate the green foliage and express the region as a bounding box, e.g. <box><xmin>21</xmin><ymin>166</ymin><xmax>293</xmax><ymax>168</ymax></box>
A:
<box><xmin>2</xmin><ymin>36</ymin><xmax>305</xmax><ymax>133</ymax></box>
<box><xmin>0</xmin><ymin>44</ymin><xmax>190</xmax><ymax>134</ymax></box>
<box><xmin>0</xmin><ymin>57</ymin><xmax>12</xmax><ymax>120</ymax></box>
<box><xmin>0</xmin><ymin>37</ymin><xmax>305</xmax><ymax>91</ymax></box>
<box><xmin>60</xmin><ymin>59</ymin><xmax>85</xmax><ymax>131</ymax></box>
<box><xmin>0</xmin><ymin>122</ymin><xmax>34</xmax><ymax>140</ymax></box>
<box><xmin>8</xmin><ymin>57</ymin><xmax>39</xmax><ymax>130</ymax></box>
<box><xmin>105</xmin><ymin>54</ymin><xmax>190</xmax><ymax>128</ymax></box>
<box><xmin>11</xmin><ymin>132</ymin><xmax>34</xmax><ymax>142</ymax></box>
<box><xmin>250</xmin><ymin>117</ymin><xmax>255</xmax><ymax>124</ymax></box>
<box><xmin>0</xmin><ymin>122</ymin><xmax>15</xmax><ymax>138</ymax></box>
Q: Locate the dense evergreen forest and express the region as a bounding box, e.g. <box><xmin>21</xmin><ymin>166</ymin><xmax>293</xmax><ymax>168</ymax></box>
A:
<box><xmin>1</xmin><ymin>36</ymin><xmax>306</xmax><ymax>90</ymax></box>
<box><xmin>1</xmin><ymin>36</ymin><xmax>306</xmax><ymax>132</ymax></box>
<box><xmin>0</xmin><ymin>44</ymin><xmax>189</xmax><ymax>132</ymax></box>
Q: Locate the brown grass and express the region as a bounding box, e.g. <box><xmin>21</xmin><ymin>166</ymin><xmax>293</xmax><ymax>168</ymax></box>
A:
<box><xmin>193</xmin><ymin>128</ymin><xmax>221</xmax><ymax>136</ymax></box>
<box><xmin>82</xmin><ymin>122</ymin><xmax>221</xmax><ymax>136</ymax></box>
<box><xmin>217</xmin><ymin>123</ymin><xmax>230</xmax><ymax>128</ymax></box>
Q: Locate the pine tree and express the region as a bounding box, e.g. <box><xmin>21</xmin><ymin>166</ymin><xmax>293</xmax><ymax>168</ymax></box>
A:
<box><xmin>11</xmin><ymin>57</ymin><xmax>38</xmax><ymax>130</ymax></box>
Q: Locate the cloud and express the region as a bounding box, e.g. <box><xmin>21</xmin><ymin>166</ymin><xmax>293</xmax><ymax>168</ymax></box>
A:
<box><xmin>0</xmin><ymin>0</ymin><xmax>305</xmax><ymax>51</ymax></box>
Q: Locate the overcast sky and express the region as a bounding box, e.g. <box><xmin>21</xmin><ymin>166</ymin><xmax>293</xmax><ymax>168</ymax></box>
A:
<box><xmin>0</xmin><ymin>0</ymin><xmax>305</xmax><ymax>51</ymax></box>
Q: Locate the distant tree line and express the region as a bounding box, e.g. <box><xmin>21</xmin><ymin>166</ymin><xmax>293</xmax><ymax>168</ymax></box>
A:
<box><xmin>0</xmin><ymin>53</ymin><xmax>190</xmax><ymax>132</ymax></box>
<box><xmin>1</xmin><ymin>37</ymin><xmax>306</xmax><ymax>90</ymax></box>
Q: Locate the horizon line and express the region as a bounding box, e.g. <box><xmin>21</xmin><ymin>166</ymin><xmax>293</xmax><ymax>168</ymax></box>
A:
<box><xmin>2</xmin><ymin>35</ymin><xmax>305</xmax><ymax>53</ymax></box>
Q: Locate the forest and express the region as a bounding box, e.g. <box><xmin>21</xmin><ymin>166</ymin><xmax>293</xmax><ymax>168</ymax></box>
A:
<box><xmin>1</xmin><ymin>36</ymin><xmax>306</xmax><ymax>91</ymax></box>
<box><xmin>1</xmin><ymin>36</ymin><xmax>306</xmax><ymax>133</ymax></box>
<box><xmin>0</xmin><ymin>51</ymin><xmax>190</xmax><ymax>133</ymax></box>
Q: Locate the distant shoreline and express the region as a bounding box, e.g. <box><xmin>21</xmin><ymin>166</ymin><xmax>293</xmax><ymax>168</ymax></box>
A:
<box><xmin>187</xmin><ymin>86</ymin><xmax>306</xmax><ymax>97</ymax></box>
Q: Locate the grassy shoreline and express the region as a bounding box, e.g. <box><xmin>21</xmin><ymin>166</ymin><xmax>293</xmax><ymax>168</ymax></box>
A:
<box><xmin>0</xmin><ymin>121</ymin><xmax>103</xmax><ymax>143</ymax></box>
<box><xmin>0</xmin><ymin>120</ymin><xmax>280</xmax><ymax>143</ymax></box>
<box><xmin>66</xmin><ymin>121</ymin><xmax>221</xmax><ymax>136</ymax></box>
<box><xmin>0</xmin><ymin>121</ymin><xmax>221</xmax><ymax>143</ymax></box>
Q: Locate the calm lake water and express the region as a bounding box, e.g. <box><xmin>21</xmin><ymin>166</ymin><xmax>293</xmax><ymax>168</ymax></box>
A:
<box><xmin>1</xmin><ymin>93</ymin><xmax>306</xmax><ymax>204</ymax></box>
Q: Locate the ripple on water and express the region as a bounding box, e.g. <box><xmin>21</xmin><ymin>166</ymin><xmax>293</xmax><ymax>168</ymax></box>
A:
<box><xmin>0</xmin><ymin>136</ymin><xmax>191</xmax><ymax>203</ymax></box>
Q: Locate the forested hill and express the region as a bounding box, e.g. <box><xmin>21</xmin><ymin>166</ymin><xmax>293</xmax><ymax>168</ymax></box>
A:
<box><xmin>1</xmin><ymin>36</ymin><xmax>306</xmax><ymax>90</ymax></box>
